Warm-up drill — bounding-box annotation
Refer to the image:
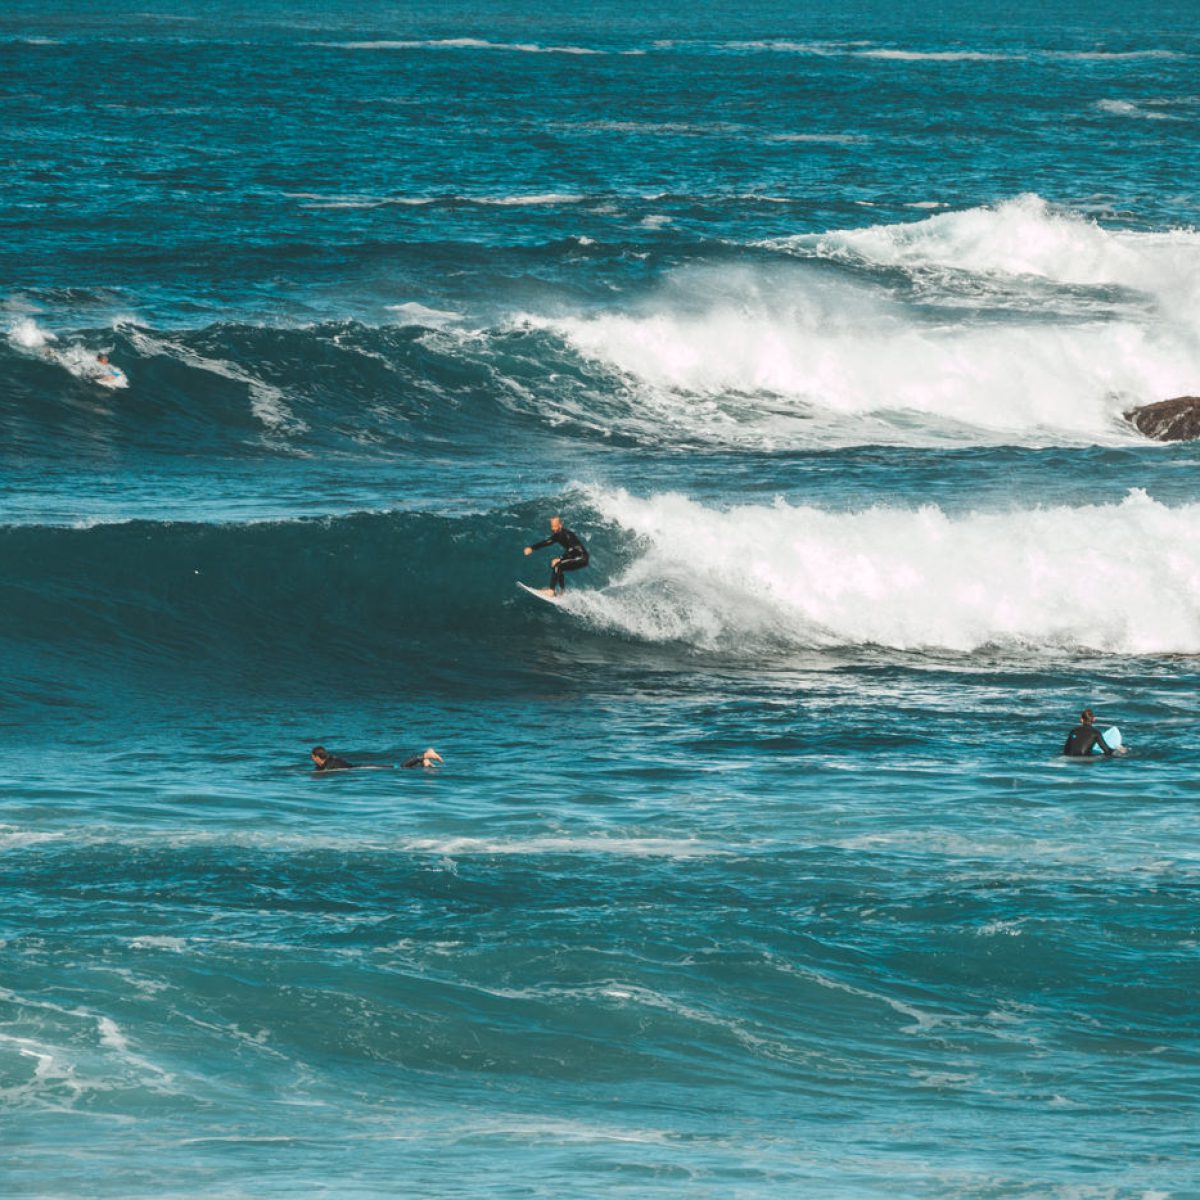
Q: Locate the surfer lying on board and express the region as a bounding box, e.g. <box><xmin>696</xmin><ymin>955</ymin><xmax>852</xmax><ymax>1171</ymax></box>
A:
<box><xmin>523</xmin><ymin>515</ymin><xmax>589</xmax><ymax>596</ymax></box>
<box><xmin>1062</xmin><ymin>709</ymin><xmax>1125</xmax><ymax>757</ymax></box>
<box><xmin>310</xmin><ymin>746</ymin><xmax>444</xmax><ymax>771</ymax></box>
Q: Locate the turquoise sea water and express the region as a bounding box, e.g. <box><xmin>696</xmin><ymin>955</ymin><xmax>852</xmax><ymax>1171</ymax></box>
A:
<box><xmin>2</xmin><ymin>2</ymin><xmax>1199</xmax><ymax>1196</ymax></box>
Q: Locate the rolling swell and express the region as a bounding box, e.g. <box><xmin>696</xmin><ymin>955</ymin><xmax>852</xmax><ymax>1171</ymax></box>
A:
<box><xmin>2</xmin><ymin>320</ymin><xmax>583</xmax><ymax>453</ymax></box>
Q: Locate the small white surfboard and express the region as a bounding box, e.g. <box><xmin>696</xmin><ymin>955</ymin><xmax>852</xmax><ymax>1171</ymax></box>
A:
<box><xmin>1092</xmin><ymin>726</ymin><xmax>1122</xmax><ymax>754</ymax></box>
<box><xmin>517</xmin><ymin>581</ymin><xmax>561</xmax><ymax>604</ymax></box>
<box><xmin>93</xmin><ymin>367</ymin><xmax>128</xmax><ymax>390</ymax></box>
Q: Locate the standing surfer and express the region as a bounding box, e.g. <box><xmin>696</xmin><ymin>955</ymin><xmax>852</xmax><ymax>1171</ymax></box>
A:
<box><xmin>524</xmin><ymin>515</ymin><xmax>589</xmax><ymax>596</ymax></box>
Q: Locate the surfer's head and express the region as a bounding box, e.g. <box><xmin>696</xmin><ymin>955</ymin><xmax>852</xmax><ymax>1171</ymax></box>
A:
<box><xmin>1080</xmin><ymin>709</ymin><xmax>1094</xmax><ymax>724</ymax></box>
<box><xmin>550</xmin><ymin>515</ymin><xmax>563</xmax><ymax>533</ymax></box>
<box><xmin>97</xmin><ymin>353</ymin><xmax>108</xmax><ymax>364</ymax></box>
<box><xmin>310</xmin><ymin>746</ymin><xmax>329</xmax><ymax>766</ymax></box>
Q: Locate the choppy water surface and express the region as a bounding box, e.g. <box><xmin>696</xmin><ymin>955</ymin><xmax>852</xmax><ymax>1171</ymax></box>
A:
<box><xmin>2</xmin><ymin>2</ymin><xmax>1199</xmax><ymax>1196</ymax></box>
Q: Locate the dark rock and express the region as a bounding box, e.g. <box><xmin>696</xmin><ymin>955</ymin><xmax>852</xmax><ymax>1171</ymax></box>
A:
<box><xmin>1124</xmin><ymin>396</ymin><xmax>1200</xmax><ymax>442</ymax></box>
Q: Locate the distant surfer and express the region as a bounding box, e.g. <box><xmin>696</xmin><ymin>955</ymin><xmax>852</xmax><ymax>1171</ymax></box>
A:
<box><xmin>310</xmin><ymin>745</ymin><xmax>443</xmax><ymax>771</ymax></box>
<box><xmin>1062</xmin><ymin>709</ymin><xmax>1124</xmax><ymax>757</ymax></box>
<box><xmin>523</xmin><ymin>515</ymin><xmax>589</xmax><ymax>596</ymax></box>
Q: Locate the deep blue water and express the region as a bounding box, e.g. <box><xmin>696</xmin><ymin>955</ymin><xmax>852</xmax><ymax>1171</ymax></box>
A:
<box><xmin>3</xmin><ymin>2</ymin><xmax>1199</xmax><ymax>1197</ymax></box>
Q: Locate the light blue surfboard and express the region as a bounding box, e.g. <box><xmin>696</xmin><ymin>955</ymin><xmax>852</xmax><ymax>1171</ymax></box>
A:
<box><xmin>1092</xmin><ymin>726</ymin><xmax>1122</xmax><ymax>754</ymax></box>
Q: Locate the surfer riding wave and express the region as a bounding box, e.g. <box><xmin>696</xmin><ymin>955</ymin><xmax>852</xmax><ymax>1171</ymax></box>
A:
<box><xmin>523</xmin><ymin>515</ymin><xmax>589</xmax><ymax>596</ymax></box>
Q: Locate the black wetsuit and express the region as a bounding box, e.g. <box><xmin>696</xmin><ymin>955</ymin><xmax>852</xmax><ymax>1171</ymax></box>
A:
<box><xmin>530</xmin><ymin>526</ymin><xmax>589</xmax><ymax>592</ymax></box>
<box><xmin>318</xmin><ymin>754</ymin><xmax>428</xmax><ymax>769</ymax></box>
<box><xmin>1063</xmin><ymin>724</ymin><xmax>1112</xmax><ymax>757</ymax></box>
<box><xmin>315</xmin><ymin>754</ymin><xmax>355</xmax><ymax>771</ymax></box>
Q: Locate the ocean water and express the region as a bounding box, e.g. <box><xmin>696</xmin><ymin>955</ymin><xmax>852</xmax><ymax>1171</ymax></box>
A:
<box><xmin>3</xmin><ymin>2</ymin><xmax>1199</xmax><ymax>1196</ymax></box>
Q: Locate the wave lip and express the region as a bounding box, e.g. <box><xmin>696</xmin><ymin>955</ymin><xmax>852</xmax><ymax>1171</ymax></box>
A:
<box><xmin>571</xmin><ymin>487</ymin><xmax>1200</xmax><ymax>656</ymax></box>
<box><xmin>763</xmin><ymin>194</ymin><xmax>1200</xmax><ymax>291</ymax></box>
<box><xmin>318</xmin><ymin>38</ymin><xmax>605</xmax><ymax>55</ymax></box>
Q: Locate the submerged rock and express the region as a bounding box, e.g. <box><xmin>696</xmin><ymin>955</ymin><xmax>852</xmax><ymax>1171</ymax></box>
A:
<box><xmin>1124</xmin><ymin>396</ymin><xmax>1200</xmax><ymax>442</ymax></box>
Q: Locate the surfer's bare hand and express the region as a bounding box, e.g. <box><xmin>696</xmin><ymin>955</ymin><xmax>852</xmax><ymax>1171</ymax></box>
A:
<box><xmin>523</xmin><ymin>546</ymin><xmax>532</xmax><ymax>556</ymax></box>
<box><xmin>551</xmin><ymin>557</ymin><xmax>561</xmax><ymax>567</ymax></box>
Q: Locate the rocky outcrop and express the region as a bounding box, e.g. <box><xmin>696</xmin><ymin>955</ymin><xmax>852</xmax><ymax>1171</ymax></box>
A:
<box><xmin>1124</xmin><ymin>396</ymin><xmax>1200</xmax><ymax>442</ymax></box>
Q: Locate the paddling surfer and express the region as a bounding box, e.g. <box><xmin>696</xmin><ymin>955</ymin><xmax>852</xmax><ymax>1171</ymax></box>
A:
<box><xmin>310</xmin><ymin>746</ymin><xmax>443</xmax><ymax>771</ymax></box>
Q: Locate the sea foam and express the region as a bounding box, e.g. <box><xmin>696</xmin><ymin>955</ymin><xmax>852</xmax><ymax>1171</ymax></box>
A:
<box><xmin>568</xmin><ymin>487</ymin><xmax>1200</xmax><ymax>655</ymax></box>
<box><xmin>521</xmin><ymin>198</ymin><xmax>1200</xmax><ymax>446</ymax></box>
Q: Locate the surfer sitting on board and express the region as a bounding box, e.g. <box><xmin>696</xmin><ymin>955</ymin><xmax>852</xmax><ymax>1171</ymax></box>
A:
<box><xmin>1062</xmin><ymin>709</ymin><xmax>1124</xmax><ymax>757</ymax></box>
<box><xmin>523</xmin><ymin>515</ymin><xmax>589</xmax><ymax>596</ymax></box>
<box><xmin>310</xmin><ymin>746</ymin><xmax>443</xmax><ymax>771</ymax></box>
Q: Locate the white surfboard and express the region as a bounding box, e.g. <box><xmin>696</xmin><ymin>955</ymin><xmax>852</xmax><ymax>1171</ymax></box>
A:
<box><xmin>517</xmin><ymin>581</ymin><xmax>562</xmax><ymax>604</ymax></box>
<box><xmin>1092</xmin><ymin>726</ymin><xmax>1122</xmax><ymax>754</ymax></box>
<box><xmin>91</xmin><ymin>366</ymin><xmax>128</xmax><ymax>389</ymax></box>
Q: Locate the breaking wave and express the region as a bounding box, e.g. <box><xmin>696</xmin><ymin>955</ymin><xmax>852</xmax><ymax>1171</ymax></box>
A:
<box><xmin>4</xmin><ymin>489</ymin><xmax>1200</xmax><ymax>676</ymax></box>
<box><xmin>568</xmin><ymin>487</ymin><xmax>1200</xmax><ymax>655</ymax></box>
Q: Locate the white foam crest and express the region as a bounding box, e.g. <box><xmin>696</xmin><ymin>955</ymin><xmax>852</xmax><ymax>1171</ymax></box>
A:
<box><xmin>571</xmin><ymin>487</ymin><xmax>1200</xmax><ymax>655</ymax></box>
<box><xmin>0</xmin><ymin>824</ymin><xmax>64</xmax><ymax>849</ymax></box>
<box><xmin>8</xmin><ymin>320</ymin><xmax>130</xmax><ymax>386</ymax></box>
<box><xmin>765</xmin><ymin>132</ymin><xmax>866</xmax><ymax>144</ymax></box>
<box><xmin>766</xmin><ymin>195</ymin><xmax>1200</xmax><ymax>294</ymax></box>
<box><xmin>715</xmin><ymin>42</ymin><xmax>1182</xmax><ymax>63</ymax></box>
<box><xmin>8</xmin><ymin>316</ymin><xmax>55</xmax><ymax>349</ymax></box>
<box><xmin>320</xmin><ymin>38</ymin><xmax>604</xmax><ymax>55</ymax></box>
<box><xmin>124</xmin><ymin>327</ymin><xmax>307</xmax><ymax>435</ymax></box>
<box><xmin>721</xmin><ymin>40</ymin><xmax>852</xmax><ymax>55</ymax></box>
<box><xmin>400</xmin><ymin>834</ymin><xmax>722</xmax><ymax>859</ymax></box>
<box><xmin>856</xmin><ymin>49</ymin><xmax>1011</xmax><ymax>61</ymax></box>
<box><xmin>288</xmin><ymin>190</ymin><xmax>584</xmax><ymax>208</ymax></box>
<box><xmin>286</xmin><ymin>191</ymin><xmax>432</xmax><ymax>207</ymax></box>
<box><xmin>473</xmin><ymin>193</ymin><xmax>586</xmax><ymax>207</ymax></box>
<box><xmin>0</xmin><ymin>988</ymin><xmax>176</xmax><ymax>1105</ymax></box>
<box><xmin>559</xmin><ymin>119</ymin><xmax>863</xmax><ymax>144</ymax></box>
<box><xmin>523</xmin><ymin>255</ymin><xmax>1200</xmax><ymax>446</ymax></box>
<box><xmin>1096</xmin><ymin>99</ymin><xmax>1180</xmax><ymax>121</ymax></box>
<box><xmin>1047</xmin><ymin>49</ymin><xmax>1183</xmax><ymax>61</ymax></box>
<box><xmin>386</xmin><ymin>302</ymin><xmax>465</xmax><ymax>328</ymax></box>
<box><xmin>0</xmin><ymin>826</ymin><xmax>722</xmax><ymax>859</ymax></box>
